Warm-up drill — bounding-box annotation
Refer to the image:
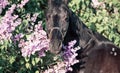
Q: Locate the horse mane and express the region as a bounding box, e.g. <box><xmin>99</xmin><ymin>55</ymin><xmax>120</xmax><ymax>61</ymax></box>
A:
<box><xmin>63</xmin><ymin>2</ymin><xmax>120</xmax><ymax>73</ymax></box>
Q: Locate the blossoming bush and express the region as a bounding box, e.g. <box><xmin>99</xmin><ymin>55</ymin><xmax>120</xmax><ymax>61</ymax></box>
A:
<box><xmin>0</xmin><ymin>0</ymin><xmax>51</xmax><ymax>73</ymax></box>
<box><xmin>0</xmin><ymin>0</ymin><xmax>120</xmax><ymax>73</ymax></box>
<box><xmin>19</xmin><ymin>21</ymin><xmax>49</xmax><ymax>57</ymax></box>
<box><xmin>44</xmin><ymin>40</ymin><xmax>80</xmax><ymax>73</ymax></box>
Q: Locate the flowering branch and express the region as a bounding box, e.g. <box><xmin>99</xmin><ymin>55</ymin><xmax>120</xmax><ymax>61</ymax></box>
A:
<box><xmin>0</xmin><ymin>0</ymin><xmax>30</xmax><ymax>43</ymax></box>
<box><xmin>18</xmin><ymin>21</ymin><xmax>50</xmax><ymax>57</ymax></box>
<box><xmin>0</xmin><ymin>4</ymin><xmax>21</xmax><ymax>42</ymax></box>
<box><xmin>44</xmin><ymin>40</ymin><xmax>80</xmax><ymax>73</ymax></box>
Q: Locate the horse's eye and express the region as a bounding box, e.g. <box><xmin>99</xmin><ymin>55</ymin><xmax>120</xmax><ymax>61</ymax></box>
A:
<box><xmin>65</xmin><ymin>18</ymin><xmax>69</xmax><ymax>22</ymax></box>
<box><xmin>47</xmin><ymin>14</ymin><xmax>51</xmax><ymax>18</ymax></box>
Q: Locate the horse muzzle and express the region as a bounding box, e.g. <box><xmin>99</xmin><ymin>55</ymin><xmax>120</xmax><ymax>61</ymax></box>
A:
<box><xmin>49</xmin><ymin>27</ymin><xmax>63</xmax><ymax>54</ymax></box>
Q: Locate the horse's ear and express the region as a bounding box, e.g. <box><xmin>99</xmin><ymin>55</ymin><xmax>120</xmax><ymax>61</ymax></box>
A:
<box><xmin>47</xmin><ymin>0</ymin><xmax>56</xmax><ymax>6</ymax></box>
<box><xmin>48</xmin><ymin>0</ymin><xmax>69</xmax><ymax>5</ymax></box>
<box><xmin>62</xmin><ymin>0</ymin><xmax>69</xmax><ymax>5</ymax></box>
<box><xmin>48</xmin><ymin>0</ymin><xmax>63</xmax><ymax>7</ymax></box>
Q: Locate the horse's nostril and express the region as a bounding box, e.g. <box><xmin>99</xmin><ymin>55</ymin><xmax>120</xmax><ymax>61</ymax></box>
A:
<box><xmin>50</xmin><ymin>28</ymin><xmax>63</xmax><ymax>40</ymax></box>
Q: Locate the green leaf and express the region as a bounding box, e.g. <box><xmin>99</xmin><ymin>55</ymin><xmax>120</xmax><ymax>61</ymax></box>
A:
<box><xmin>23</xmin><ymin>20</ymin><xmax>29</xmax><ymax>25</ymax></box>
<box><xmin>32</xmin><ymin>58</ymin><xmax>35</xmax><ymax>66</ymax></box>
<box><xmin>25</xmin><ymin>63</ymin><xmax>31</xmax><ymax>69</ymax></box>
<box><xmin>25</xmin><ymin>57</ymin><xmax>30</xmax><ymax>62</ymax></box>
<box><xmin>90</xmin><ymin>24</ymin><xmax>96</xmax><ymax>31</ymax></box>
<box><xmin>9</xmin><ymin>56</ymin><xmax>15</xmax><ymax>64</ymax></box>
<box><xmin>35</xmin><ymin>70</ymin><xmax>39</xmax><ymax>73</ymax></box>
<box><xmin>35</xmin><ymin>57</ymin><xmax>40</xmax><ymax>63</ymax></box>
<box><xmin>0</xmin><ymin>67</ymin><xmax>2</xmax><ymax>70</ymax></box>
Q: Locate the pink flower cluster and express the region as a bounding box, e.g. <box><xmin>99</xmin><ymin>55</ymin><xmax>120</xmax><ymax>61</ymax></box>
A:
<box><xmin>44</xmin><ymin>61</ymin><xmax>66</xmax><ymax>73</ymax></box>
<box><xmin>17</xmin><ymin>0</ymin><xmax>29</xmax><ymax>8</ymax></box>
<box><xmin>44</xmin><ymin>40</ymin><xmax>80</xmax><ymax>73</ymax></box>
<box><xmin>0</xmin><ymin>0</ymin><xmax>30</xmax><ymax>43</ymax></box>
<box><xmin>25</xmin><ymin>13</ymin><xmax>39</xmax><ymax>23</ymax></box>
<box><xmin>0</xmin><ymin>0</ymin><xmax>9</xmax><ymax>9</ymax></box>
<box><xmin>19</xmin><ymin>21</ymin><xmax>50</xmax><ymax>57</ymax></box>
<box><xmin>0</xmin><ymin>4</ymin><xmax>21</xmax><ymax>42</ymax></box>
<box><xmin>62</xmin><ymin>40</ymin><xmax>80</xmax><ymax>71</ymax></box>
<box><xmin>12</xmin><ymin>33</ymin><xmax>24</xmax><ymax>44</ymax></box>
<box><xmin>91</xmin><ymin>0</ymin><xmax>104</xmax><ymax>8</ymax></box>
<box><xmin>31</xmin><ymin>13</ymin><xmax>39</xmax><ymax>22</ymax></box>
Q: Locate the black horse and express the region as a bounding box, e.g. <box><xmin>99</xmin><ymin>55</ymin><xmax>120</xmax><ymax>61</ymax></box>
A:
<box><xmin>46</xmin><ymin>0</ymin><xmax>70</xmax><ymax>54</ymax></box>
<box><xmin>46</xmin><ymin>0</ymin><xmax>120</xmax><ymax>73</ymax></box>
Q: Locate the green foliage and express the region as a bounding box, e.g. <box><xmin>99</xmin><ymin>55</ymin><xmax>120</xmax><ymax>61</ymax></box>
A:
<box><xmin>0</xmin><ymin>0</ymin><xmax>120</xmax><ymax>73</ymax></box>
<box><xmin>0</xmin><ymin>0</ymin><xmax>50</xmax><ymax>73</ymax></box>
<box><xmin>69</xmin><ymin>0</ymin><xmax>120</xmax><ymax>47</ymax></box>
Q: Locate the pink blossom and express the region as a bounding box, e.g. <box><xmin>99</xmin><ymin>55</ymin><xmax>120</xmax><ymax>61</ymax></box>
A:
<box><xmin>17</xmin><ymin>0</ymin><xmax>29</xmax><ymax>8</ymax></box>
<box><xmin>31</xmin><ymin>13</ymin><xmax>39</xmax><ymax>22</ymax></box>
<box><xmin>44</xmin><ymin>40</ymin><xmax>81</xmax><ymax>73</ymax></box>
<box><xmin>0</xmin><ymin>0</ymin><xmax>30</xmax><ymax>42</ymax></box>
<box><xmin>0</xmin><ymin>4</ymin><xmax>21</xmax><ymax>42</ymax></box>
<box><xmin>0</xmin><ymin>0</ymin><xmax>9</xmax><ymax>14</ymax></box>
<box><xmin>19</xmin><ymin>21</ymin><xmax>50</xmax><ymax>57</ymax></box>
<box><xmin>91</xmin><ymin>0</ymin><xmax>104</xmax><ymax>8</ymax></box>
<box><xmin>0</xmin><ymin>0</ymin><xmax>9</xmax><ymax>9</ymax></box>
<box><xmin>44</xmin><ymin>61</ymin><xmax>66</xmax><ymax>73</ymax></box>
<box><xmin>25</xmin><ymin>13</ymin><xmax>31</xmax><ymax>21</ymax></box>
<box><xmin>12</xmin><ymin>33</ymin><xmax>24</xmax><ymax>44</ymax></box>
<box><xmin>62</xmin><ymin>40</ymin><xmax>80</xmax><ymax>71</ymax></box>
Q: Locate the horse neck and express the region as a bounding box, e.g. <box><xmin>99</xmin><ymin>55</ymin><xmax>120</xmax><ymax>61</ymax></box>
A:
<box><xmin>68</xmin><ymin>10</ymin><xmax>109</xmax><ymax>49</ymax></box>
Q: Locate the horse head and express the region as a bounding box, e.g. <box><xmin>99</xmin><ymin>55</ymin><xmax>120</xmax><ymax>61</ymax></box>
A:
<box><xmin>46</xmin><ymin>0</ymin><xmax>69</xmax><ymax>54</ymax></box>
